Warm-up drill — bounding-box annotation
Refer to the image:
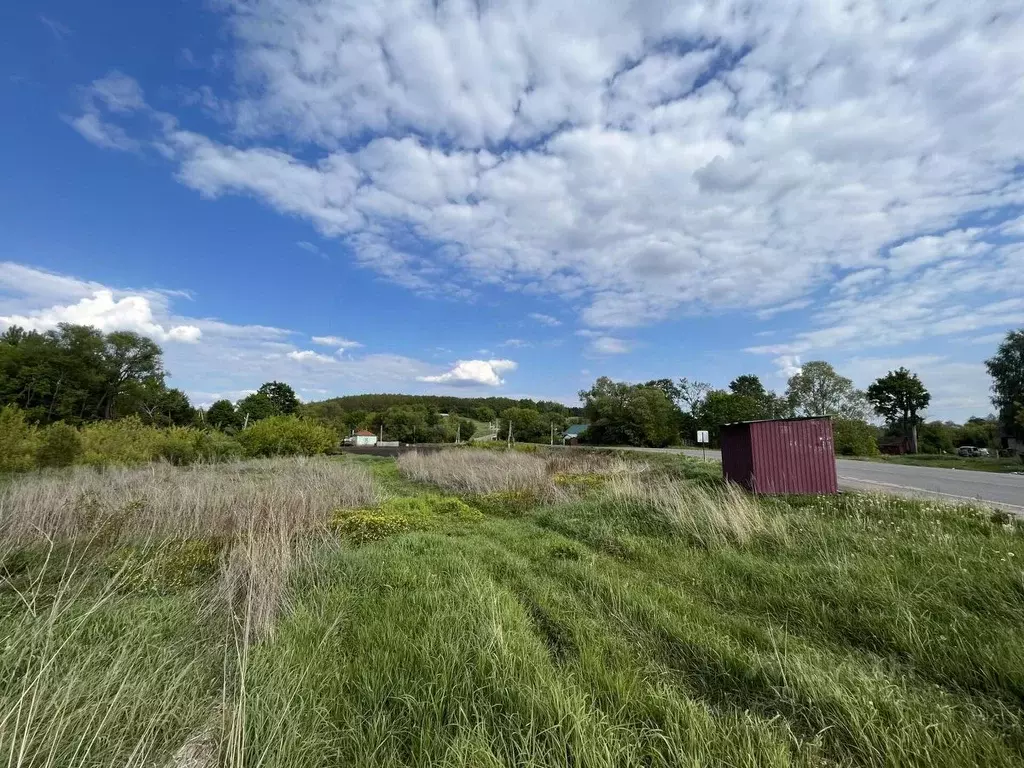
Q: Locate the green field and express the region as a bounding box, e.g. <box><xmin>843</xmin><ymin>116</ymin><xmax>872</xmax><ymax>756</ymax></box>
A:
<box><xmin>2</xmin><ymin>449</ymin><xmax>1023</xmax><ymax>767</ymax></box>
<box><xmin>852</xmin><ymin>452</ymin><xmax>1024</xmax><ymax>473</ymax></box>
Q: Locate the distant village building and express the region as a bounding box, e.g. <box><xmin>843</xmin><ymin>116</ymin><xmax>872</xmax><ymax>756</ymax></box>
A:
<box><xmin>562</xmin><ymin>424</ymin><xmax>589</xmax><ymax>445</ymax></box>
<box><xmin>878</xmin><ymin>435</ymin><xmax>913</xmax><ymax>455</ymax></box>
<box><xmin>352</xmin><ymin>430</ymin><xmax>378</xmax><ymax>446</ymax></box>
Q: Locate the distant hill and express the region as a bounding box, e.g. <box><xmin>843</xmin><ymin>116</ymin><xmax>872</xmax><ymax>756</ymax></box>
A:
<box><xmin>302</xmin><ymin>393</ymin><xmax>582</xmax><ymax>420</ymax></box>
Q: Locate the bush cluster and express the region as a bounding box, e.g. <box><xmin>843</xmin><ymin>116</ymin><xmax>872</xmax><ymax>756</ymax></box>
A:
<box><xmin>236</xmin><ymin>415</ymin><xmax>336</xmax><ymax>458</ymax></box>
<box><xmin>833</xmin><ymin>418</ymin><xmax>880</xmax><ymax>456</ymax></box>
<box><xmin>0</xmin><ymin>405</ymin><xmax>337</xmax><ymax>473</ymax></box>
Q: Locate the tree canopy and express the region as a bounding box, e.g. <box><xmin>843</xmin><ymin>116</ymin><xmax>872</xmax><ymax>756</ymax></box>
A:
<box><xmin>866</xmin><ymin>367</ymin><xmax>930</xmax><ymax>448</ymax></box>
<box><xmin>985</xmin><ymin>329</ymin><xmax>1024</xmax><ymax>440</ymax></box>
<box><xmin>0</xmin><ymin>324</ymin><xmax>190</xmax><ymax>426</ymax></box>
<box><xmin>579</xmin><ymin>377</ymin><xmax>679</xmax><ymax>447</ymax></box>
<box><xmin>786</xmin><ymin>361</ymin><xmax>869</xmax><ymax>420</ymax></box>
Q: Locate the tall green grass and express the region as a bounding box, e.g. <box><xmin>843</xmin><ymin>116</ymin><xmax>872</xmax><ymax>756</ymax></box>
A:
<box><xmin>2</xmin><ymin>452</ymin><xmax>1022</xmax><ymax>766</ymax></box>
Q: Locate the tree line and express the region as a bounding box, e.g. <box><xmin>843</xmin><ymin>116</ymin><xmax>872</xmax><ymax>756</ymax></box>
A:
<box><xmin>301</xmin><ymin>394</ymin><xmax>576</xmax><ymax>444</ymax></box>
<box><xmin>2</xmin><ymin>322</ymin><xmax>1022</xmax><ymax>456</ymax></box>
<box><xmin>576</xmin><ymin>333</ymin><xmax>1024</xmax><ymax>455</ymax></box>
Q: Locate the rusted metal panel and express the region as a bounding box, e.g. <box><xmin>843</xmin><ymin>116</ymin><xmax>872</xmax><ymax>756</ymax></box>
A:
<box><xmin>720</xmin><ymin>422</ymin><xmax>755</xmax><ymax>491</ymax></box>
<box><xmin>749</xmin><ymin>417</ymin><xmax>838</xmax><ymax>494</ymax></box>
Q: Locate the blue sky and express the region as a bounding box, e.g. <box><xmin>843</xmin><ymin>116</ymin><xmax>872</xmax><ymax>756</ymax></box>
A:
<box><xmin>2</xmin><ymin>0</ymin><xmax>1023</xmax><ymax>420</ymax></box>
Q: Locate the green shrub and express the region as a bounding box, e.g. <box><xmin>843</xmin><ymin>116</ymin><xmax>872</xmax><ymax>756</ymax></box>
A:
<box><xmin>237</xmin><ymin>415</ymin><xmax>336</xmax><ymax>457</ymax></box>
<box><xmin>36</xmin><ymin>421</ymin><xmax>83</xmax><ymax>468</ymax></box>
<box><xmin>833</xmin><ymin>418</ymin><xmax>880</xmax><ymax>456</ymax></box>
<box><xmin>0</xmin><ymin>405</ymin><xmax>39</xmax><ymax>472</ymax></box>
<box><xmin>194</xmin><ymin>429</ymin><xmax>243</xmax><ymax>461</ymax></box>
<box><xmin>155</xmin><ymin>427</ymin><xmax>202</xmax><ymax>466</ymax></box>
<box><xmin>80</xmin><ymin>417</ymin><xmax>162</xmax><ymax>466</ymax></box>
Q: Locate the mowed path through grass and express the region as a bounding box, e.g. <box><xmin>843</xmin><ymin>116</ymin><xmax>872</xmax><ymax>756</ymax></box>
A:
<box><xmin>242</xmin><ymin>453</ymin><xmax>1024</xmax><ymax>767</ymax></box>
<box><xmin>2</xmin><ymin>450</ymin><xmax>1023</xmax><ymax>766</ymax></box>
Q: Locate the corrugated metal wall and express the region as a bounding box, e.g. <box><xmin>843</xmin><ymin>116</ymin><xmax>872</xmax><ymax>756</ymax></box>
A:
<box><xmin>720</xmin><ymin>423</ymin><xmax>755</xmax><ymax>491</ymax></box>
<box><xmin>749</xmin><ymin>418</ymin><xmax>838</xmax><ymax>494</ymax></box>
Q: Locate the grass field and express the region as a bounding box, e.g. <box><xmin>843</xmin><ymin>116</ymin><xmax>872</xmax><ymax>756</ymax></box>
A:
<box><xmin>852</xmin><ymin>453</ymin><xmax>1024</xmax><ymax>473</ymax></box>
<box><xmin>2</xmin><ymin>450</ymin><xmax>1023</xmax><ymax>767</ymax></box>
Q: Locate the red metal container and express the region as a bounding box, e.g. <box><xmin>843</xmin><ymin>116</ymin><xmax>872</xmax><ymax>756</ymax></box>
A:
<box><xmin>720</xmin><ymin>417</ymin><xmax>838</xmax><ymax>495</ymax></box>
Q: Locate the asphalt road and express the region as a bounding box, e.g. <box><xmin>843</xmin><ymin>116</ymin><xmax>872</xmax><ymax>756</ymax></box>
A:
<box><xmin>632</xmin><ymin>447</ymin><xmax>1024</xmax><ymax>515</ymax></box>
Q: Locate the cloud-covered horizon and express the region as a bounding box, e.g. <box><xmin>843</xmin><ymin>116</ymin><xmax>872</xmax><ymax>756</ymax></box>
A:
<box><xmin>53</xmin><ymin>0</ymin><xmax>1024</xmax><ymax>419</ymax></box>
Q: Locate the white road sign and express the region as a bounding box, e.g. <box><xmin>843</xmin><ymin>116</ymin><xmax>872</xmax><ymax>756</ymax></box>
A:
<box><xmin>697</xmin><ymin>430</ymin><xmax>709</xmax><ymax>444</ymax></box>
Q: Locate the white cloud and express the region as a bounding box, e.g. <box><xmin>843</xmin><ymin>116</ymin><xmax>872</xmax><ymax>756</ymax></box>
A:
<box><xmin>311</xmin><ymin>335</ymin><xmax>362</xmax><ymax>351</ymax></box>
<box><xmin>773</xmin><ymin>355</ymin><xmax>803</xmax><ymax>379</ymax></box>
<box><xmin>500</xmin><ymin>338</ymin><xmax>531</xmax><ymax>348</ymax></box>
<box><xmin>528</xmin><ymin>313</ymin><xmax>562</xmax><ymax>327</ymax></box>
<box><xmin>0</xmin><ymin>263</ymin><xmax>443</xmax><ymax>405</ymax></box>
<box><xmin>68</xmin><ymin>0</ymin><xmax>1024</xmax><ymax>362</ymax></box>
<box><xmin>968</xmin><ymin>332</ymin><xmax>1009</xmax><ymax>346</ymax></box>
<box><xmin>418</xmin><ymin>359</ymin><xmax>517</xmax><ymax>387</ymax></box>
<box><xmin>588</xmin><ymin>336</ymin><xmax>631</xmax><ymax>355</ymax></box>
<box><xmin>68</xmin><ymin>113</ymin><xmax>141</xmax><ymax>152</ymax></box>
<box><xmin>286</xmin><ymin>349</ymin><xmax>337</xmax><ymax>364</ymax></box>
<box><xmin>0</xmin><ymin>288</ymin><xmax>202</xmax><ymax>343</ymax></box>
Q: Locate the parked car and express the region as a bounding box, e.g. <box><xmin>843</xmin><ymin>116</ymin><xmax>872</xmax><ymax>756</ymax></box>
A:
<box><xmin>957</xmin><ymin>446</ymin><xmax>990</xmax><ymax>457</ymax></box>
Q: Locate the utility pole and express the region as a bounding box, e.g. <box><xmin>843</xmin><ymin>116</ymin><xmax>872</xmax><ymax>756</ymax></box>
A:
<box><xmin>379</xmin><ymin>423</ymin><xmax>383</xmax><ymax>442</ymax></box>
<box><xmin>456</xmin><ymin>422</ymin><xmax>461</xmax><ymax>444</ymax></box>
<box><xmin>507</xmin><ymin>421</ymin><xmax>512</xmax><ymax>447</ymax></box>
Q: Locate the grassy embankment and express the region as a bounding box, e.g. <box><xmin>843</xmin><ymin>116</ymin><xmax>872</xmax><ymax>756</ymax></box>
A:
<box><xmin>849</xmin><ymin>453</ymin><xmax>1024</xmax><ymax>473</ymax></box>
<box><xmin>2</xmin><ymin>449</ymin><xmax>1023</xmax><ymax>767</ymax></box>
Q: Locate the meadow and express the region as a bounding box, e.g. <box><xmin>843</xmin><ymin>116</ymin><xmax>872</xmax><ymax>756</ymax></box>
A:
<box><xmin>1</xmin><ymin>448</ymin><xmax>1022</xmax><ymax>767</ymax></box>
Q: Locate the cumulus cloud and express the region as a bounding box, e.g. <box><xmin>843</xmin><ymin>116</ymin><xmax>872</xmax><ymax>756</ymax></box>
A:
<box><xmin>67</xmin><ymin>0</ymin><xmax>1024</xmax><ymax>376</ymax></box>
<box><xmin>0</xmin><ymin>262</ymin><xmax>442</xmax><ymax>406</ymax></box>
<box><xmin>418</xmin><ymin>359</ymin><xmax>517</xmax><ymax>387</ymax></box>
<box><xmin>0</xmin><ymin>288</ymin><xmax>202</xmax><ymax>343</ymax></box>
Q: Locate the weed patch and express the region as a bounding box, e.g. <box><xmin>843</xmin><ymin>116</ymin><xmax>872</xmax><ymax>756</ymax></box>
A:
<box><xmin>331</xmin><ymin>494</ymin><xmax>483</xmax><ymax>544</ymax></box>
<box><xmin>105</xmin><ymin>539</ymin><xmax>222</xmax><ymax>595</ymax></box>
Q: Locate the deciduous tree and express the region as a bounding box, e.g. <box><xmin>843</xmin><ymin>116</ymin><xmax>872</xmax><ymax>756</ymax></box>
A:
<box><xmin>866</xmin><ymin>367</ymin><xmax>930</xmax><ymax>452</ymax></box>
<box><xmin>257</xmin><ymin>381</ymin><xmax>300</xmax><ymax>416</ymax></box>
<box><xmin>580</xmin><ymin>377</ymin><xmax>679</xmax><ymax>447</ymax></box>
<box><xmin>786</xmin><ymin>361</ymin><xmax>869</xmax><ymax>420</ymax></box>
<box><xmin>985</xmin><ymin>329</ymin><xmax>1024</xmax><ymax>440</ymax></box>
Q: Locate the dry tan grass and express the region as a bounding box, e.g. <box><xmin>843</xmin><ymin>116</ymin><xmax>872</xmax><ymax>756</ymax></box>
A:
<box><xmin>0</xmin><ymin>457</ymin><xmax>377</xmax><ymax>545</ymax></box>
<box><xmin>606</xmin><ymin>474</ymin><xmax>778</xmax><ymax>546</ymax></box>
<box><xmin>397</xmin><ymin>448</ymin><xmax>649</xmax><ymax>498</ymax></box>
<box><xmin>397</xmin><ymin>449</ymin><xmax>554</xmax><ymax>495</ymax></box>
<box><xmin>545</xmin><ymin>450</ymin><xmax>645</xmax><ymax>477</ymax></box>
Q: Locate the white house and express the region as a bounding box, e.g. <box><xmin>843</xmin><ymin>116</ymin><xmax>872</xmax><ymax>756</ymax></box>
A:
<box><xmin>353</xmin><ymin>430</ymin><xmax>378</xmax><ymax>446</ymax></box>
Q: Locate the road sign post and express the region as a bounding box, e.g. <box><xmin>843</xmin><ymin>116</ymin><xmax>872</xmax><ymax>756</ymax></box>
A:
<box><xmin>696</xmin><ymin>430</ymin><xmax>709</xmax><ymax>462</ymax></box>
